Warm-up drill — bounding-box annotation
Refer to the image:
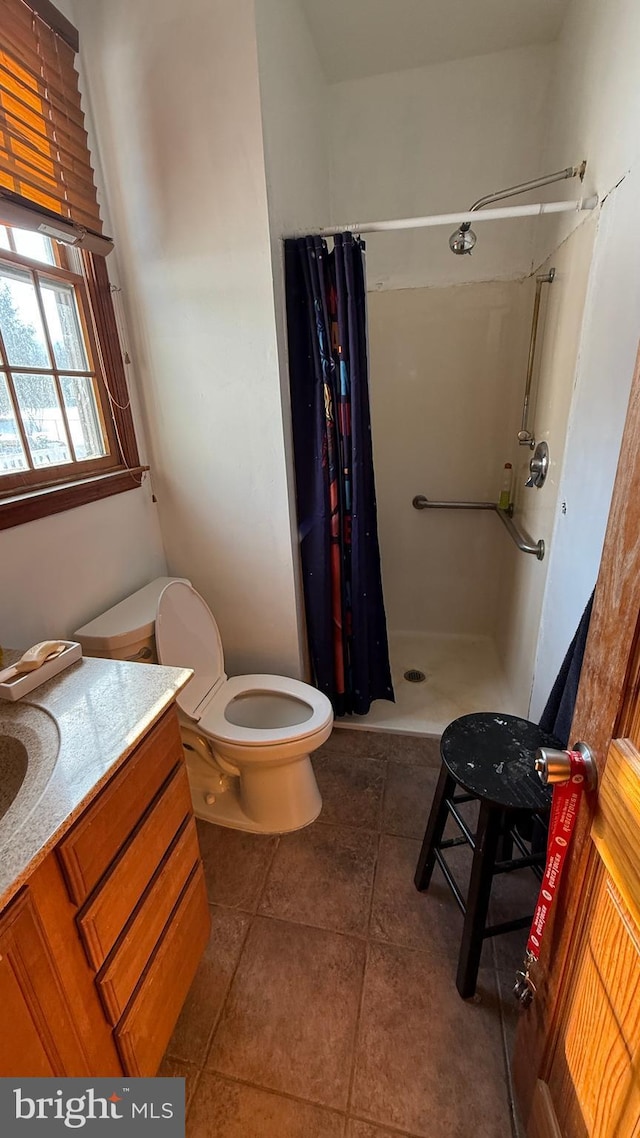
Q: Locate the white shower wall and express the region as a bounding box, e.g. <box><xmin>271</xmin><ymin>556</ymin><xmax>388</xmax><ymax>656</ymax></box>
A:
<box><xmin>368</xmin><ymin>279</ymin><xmax>533</xmax><ymax>638</ymax></box>
<box><xmin>496</xmin><ymin>215</ymin><xmax>596</xmax><ymax>713</ymax></box>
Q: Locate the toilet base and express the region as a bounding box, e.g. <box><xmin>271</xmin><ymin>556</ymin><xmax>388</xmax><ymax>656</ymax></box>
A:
<box><xmin>185</xmin><ymin>750</ymin><xmax>323</xmax><ymax>835</ymax></box>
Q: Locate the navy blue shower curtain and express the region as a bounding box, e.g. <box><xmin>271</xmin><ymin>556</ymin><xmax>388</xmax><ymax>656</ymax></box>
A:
<box><xmin>285</xmin><ymin>232</ymin><xmax>394</xmax><ymax>716</ymax></box>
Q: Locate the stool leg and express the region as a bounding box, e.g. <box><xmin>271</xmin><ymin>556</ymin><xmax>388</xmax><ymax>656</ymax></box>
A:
<box><xmin>456</xmin><ymin>800</ymin><xmax>501</xmax><ymax>999</ymax></box>
<box><xmin>414</xmin><ymin>765</ymin><xmax>456</xmax><ymax>892</ymax></box>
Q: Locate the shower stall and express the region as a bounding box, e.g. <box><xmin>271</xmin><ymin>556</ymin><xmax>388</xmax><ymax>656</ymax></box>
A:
<box><xmin>309</xmin><ymin>166</ymin><xmax>596</xmax><ymax>735</ymax></box>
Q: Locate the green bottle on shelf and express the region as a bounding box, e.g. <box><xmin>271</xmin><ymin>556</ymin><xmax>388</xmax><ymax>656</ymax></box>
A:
<box><xmin>498</xmin><ymin>462</ymin><xmax>513</xmax><ymax>511</ymax></box>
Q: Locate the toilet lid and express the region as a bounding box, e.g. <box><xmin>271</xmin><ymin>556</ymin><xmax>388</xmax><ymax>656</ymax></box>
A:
<box><xmin>156</xmin><ymin>581</ymin><xmax>226</xmax><ymax>718</ymax></box>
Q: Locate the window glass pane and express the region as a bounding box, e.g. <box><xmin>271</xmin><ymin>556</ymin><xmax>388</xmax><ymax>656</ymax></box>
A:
<box><xmin>41</xmin><ymin>280</ymin><xmax>89</xmax><ymax>370</ymax></box>
<box><xmin>0</xmin><ymin>226</ymin><xmax>10</xmax><ymax>251</ymax></box>
<box><xmin>61</xmin><ymin>376</ymin><xmax>107</xmax><ymax>460</ymax></box>
<box><xmin>0</xmin><ymin>267</ymin><xmax>51</xmax><ymax>368</ymax></box>
<box><xmin>13</xmin><ymin>374</ymin><xmax>72</xmax><ymax>467</ymax></box>
<box><xmin>0</xmin><ymin>375</ymin><xmax>29</xmax><ymax>472</ymax></box>
<box><xmin>12</xmin><ymin>229</ymin><xmax>56</xmax><ymax>266</ymax></box>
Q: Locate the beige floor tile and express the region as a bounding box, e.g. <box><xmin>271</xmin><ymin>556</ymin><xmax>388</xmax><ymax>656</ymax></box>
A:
<box><xmin>351</xmin><ymin>942</ymin><xmax>511</xmax><ymax>1138</ymax></box>
<box><xmin>370</xmin><ymin>834</ymin><xmax>463</xmax><ymax>958</ymax></box>
<box><xmin>165</xmin><ymin>905</ymin><xmax>250</xmax><ymax>1065</ymax></box>
<box><xmin>259</xmin><ymin>823</ymin><xmax>378</xmax><ymax>936</ymax></box>
<box><xmin>489</xmin><ymin>867</ymin><xmax>539</xmax><ymax>974</ymax></box>
<box><xmin>381</xmin><ymin>762</ymin><xmax>439</xmax><ymax>839</ymax></box>
<box><xmin>196</xmin><ymin>820</ymin><xmax>278</xmax><ymax>910</ymax></box>
<box><xmin>187</xmin><ymin>1074</ymin><xmax>345</xmax><ymax>1137</ymax></box>
<box><xmin>157</xmin><ymin>1057</ymin><xmax>200</xmax><ymax>1111</ymax></box>
<box><xmin>207</xmin><ymin>917</ymin><xmax>365</xmax><ymax>1110</ymax></box>
<box><xmin>313</xmin><ymin>751</ymin><xmax>386</xmax><ymax>830</ymax></box>
<box><xmin>321</xmin><ymin>729</ymin><xmax>392</xmax><ymax>761</ymax></box>
<box><xmin>384</xmin><ymin>734</ymin><xmax>442</xmax><ymax>768</ymax></box>
<box><xmin>325</xmin><ymin>729</ymin><xmax>441</xmax><ymax>768</ymax></box>
<box><xmin>347</xmin><ymin>1121</ymin><xmax>422</xmax><ymax>1138</ymax></box>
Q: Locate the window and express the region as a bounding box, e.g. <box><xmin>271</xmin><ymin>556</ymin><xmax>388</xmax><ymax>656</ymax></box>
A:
<box><xmin>0</xmin><ymin>225</ymin><xmax>144</xmax><ymax>527</ymax></box>
<box><xmin>0</xmin><ymin>224</ymin><xmax>118</xmax><ymax>487</ymax></box>
<box><xmin>0</xmin><ymin>2</ymin><xmax>143</xmax><ymax>529</ymax></box>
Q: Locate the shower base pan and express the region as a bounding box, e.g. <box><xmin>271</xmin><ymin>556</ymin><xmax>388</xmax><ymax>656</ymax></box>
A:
<box><xmin>337</xmin><ymin>631</ymin><xmax>517</xmax><ymax>737</ymax></box>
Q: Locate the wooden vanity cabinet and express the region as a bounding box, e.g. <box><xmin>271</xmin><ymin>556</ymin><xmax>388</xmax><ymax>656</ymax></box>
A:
<box><xmin>0</xmin><ymin>889</ymin><xmax>91</xmax><ymax>1076</ymax></box>
<box><xmin>1</xmin><ymin>705</ymin><xmax>210</xmax><ymax>1077</ymax></box>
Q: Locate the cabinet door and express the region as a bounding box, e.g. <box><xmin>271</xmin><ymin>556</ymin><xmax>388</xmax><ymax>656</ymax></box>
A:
<box><xmin>0</xmin><ymin>889</ymin><xmax>88</xmax><ymax>1076</ymax></box>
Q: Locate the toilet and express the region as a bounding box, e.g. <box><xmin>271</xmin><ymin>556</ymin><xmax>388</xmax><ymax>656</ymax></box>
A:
<box><xmin>75</xmin><ymin>578</ymin><xmax>333</xmax><ymax>834</ymax></box>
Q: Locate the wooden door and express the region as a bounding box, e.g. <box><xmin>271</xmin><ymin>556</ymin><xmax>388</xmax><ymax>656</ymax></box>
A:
<box><xmin>513</xmin><ymin>341</ymin><xmax>640</xmax><ymax>1136</ymax></box>
<box><xmin>0</xmin><ymin>887</ymin><xmax>88</xmax><ymax>1076</ymax></box>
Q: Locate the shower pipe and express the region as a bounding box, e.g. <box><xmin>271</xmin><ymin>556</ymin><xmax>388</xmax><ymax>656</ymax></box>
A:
<box><xmin>412</xmin><ymin>495</ymin><xmax>545</xmax><ymax>560</ymax></box>
<box><xmin>518</xmin><ymin>268</ymin><xmax>555</xmax><ymax>448</ymax></box>
<box><xmin>448</xmin><ymin>163</ymin><xmax>587</xmax><ymax>254</ymax></box>
<box><xmin>466</xmin><ymin>164</ymin><xmax>586</xmax><ymax>218</ymax></box>
<box><xmin>286</xmin><ymin>196</ymin><xmax>598</xmax><ymax>239</ymax></box>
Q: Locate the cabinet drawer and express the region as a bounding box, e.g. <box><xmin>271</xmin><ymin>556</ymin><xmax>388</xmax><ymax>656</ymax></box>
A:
<box><xmin>115</xmin><ymin>865</ymin><xmax>210</xmax><ymax>1076</ymax></box>
<box><xmin>77</xmin><ymin>763</ymin><xmax>192</xmax><ymax>969</ymax></box>
<box><xmin>96</xmin><ymin>819</ymin><xmax>201</xmax><ymax>1025</ymax></box>
<box><xmin>58</xmin><ymin>709</ymin><xmax>183</xmax><ymax>905</ymax></box>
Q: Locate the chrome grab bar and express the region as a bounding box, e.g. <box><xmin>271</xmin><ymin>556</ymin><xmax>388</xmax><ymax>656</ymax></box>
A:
<box><xmin>412</xmin><ymin>495</ymin><xmax>545</xmax><ymax>560</ymax></box>
<box><xmin>494</xmin><ymin>506</ymin><xmax>545</xmax><ymax>560</ymax></box>
<box><xmin>412</xmin><ymin>496</ymin><xmax>495</xmax><ymax>511</ymax></box>
<box><xmin>518</xmin><ymin>268</ymin><xmax>555</xmax><ymax>449</ymax></box>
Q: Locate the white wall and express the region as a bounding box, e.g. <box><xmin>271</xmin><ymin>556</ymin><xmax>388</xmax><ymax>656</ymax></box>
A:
<box><xmin>530</xmin><ymin>168</ymin><xmax>640</xmax><ymax>717</ymax></box>
<box><xmin>368</xmin><ymin>279</ymin><xmax>532</xmax><ymax>637</ymax></box>
<box><xmin>0</xmin><ymin>486</ymin><xmax>166</xmax><ymax>647</ymax></box>
<box><xmin>536</xmin><ymin>0</ymin><xmax>640</xmax><ymax>265</ymax></box>
<box><xmin>495</xmin><ymin>215</ymin><xmax>596</xmax><ymax>712</ymax></box>
<box><xmin>526</xmin><ymin>0</ymin><xmax>640</xmax><ymax>715</ymax></box>
<box><xmin>73</xmin><ymin>0</ymin><xmax>303</xmax><ymax>678</ymax></box>
<box><xmin>0</xmin><ymin>0</ymin><xmax>167</xmax><ymax>651</ymax></box>
<box><xmin>255</xmin><ymin>0</ymin><xmax>330</xmax><ymax>242</ymax></box>
<box><xmin>329</xmin><ymin>45</ymin><xmax>555</xmax><ymax>290</ymax></box>
<box><xmin>254</xmin><ymin>0</ymin><xmax>331</xmax><ymax>674</ymax></box>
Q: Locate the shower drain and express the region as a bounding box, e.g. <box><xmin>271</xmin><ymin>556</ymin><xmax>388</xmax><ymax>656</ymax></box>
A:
<box><xmin>404</xmin><ymin>669</ymin><xmax>426</xmax><ymax>683</ymax></box>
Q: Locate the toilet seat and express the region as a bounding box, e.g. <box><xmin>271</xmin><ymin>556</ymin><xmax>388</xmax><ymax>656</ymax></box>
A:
<box><xmin>156</xmin><ymin>581</ymin><xmax>332</xmax><ymax>750</ymax></box>
<box><xmin>198</xmin><ymin>674</ymin><xmax>332</xmax><ymax>748</ymax></box>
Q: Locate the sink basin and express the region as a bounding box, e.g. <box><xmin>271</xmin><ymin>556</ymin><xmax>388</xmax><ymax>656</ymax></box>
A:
<box><xmin>0</xmin><ymin>704</ymin><xmax>60</xmax><ymax>843</ymax></box>
<box><xmin>0</xmin><ymin>736</ymin><xmax>29</xmax><ymax>820</ymax></box>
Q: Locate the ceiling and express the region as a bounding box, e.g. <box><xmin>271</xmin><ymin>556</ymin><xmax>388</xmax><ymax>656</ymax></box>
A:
<box><xmin>299</xmin><ymin>0</ymin><xmax>569</xmax><ymax>83</ymax></box>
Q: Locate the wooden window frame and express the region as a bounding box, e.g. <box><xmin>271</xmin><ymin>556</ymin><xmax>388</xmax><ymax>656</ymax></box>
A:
<box><xmin>0</xmin><ymin>236</ymin><xmax>145</xmax><ymax>530</ymax></box>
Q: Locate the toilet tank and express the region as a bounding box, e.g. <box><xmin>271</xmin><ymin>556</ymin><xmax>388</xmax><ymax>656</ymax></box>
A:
<box><xmin>74</xmin><ymin>577</ymin><xmax>190</xmax><ymax>663</ymax></box>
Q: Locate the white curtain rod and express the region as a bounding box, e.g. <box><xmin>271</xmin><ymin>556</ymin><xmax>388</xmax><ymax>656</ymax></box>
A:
<box><xmin>285</xmin><ymin>196</ymin><xmax>598</xmax><ymax>239</ymax></box>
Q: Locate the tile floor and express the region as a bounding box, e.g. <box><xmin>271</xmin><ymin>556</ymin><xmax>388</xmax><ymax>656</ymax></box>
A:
<box><xmin>161</xmin><ymin>728</ymin><xmax>536</xmax><ymax>1137</ymax></box>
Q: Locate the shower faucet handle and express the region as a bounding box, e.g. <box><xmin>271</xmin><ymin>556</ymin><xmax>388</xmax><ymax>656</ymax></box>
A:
<box><xmin>525</xmin><ymin>442</ymin><xmax>550</xmax><ymax>489</ymax></box>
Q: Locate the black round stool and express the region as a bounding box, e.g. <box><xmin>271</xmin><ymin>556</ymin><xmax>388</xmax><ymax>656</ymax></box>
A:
<box><xmin>414</xmin><ymin>712</ymin><xmax>560</xmax><ymax>998</ymax></box>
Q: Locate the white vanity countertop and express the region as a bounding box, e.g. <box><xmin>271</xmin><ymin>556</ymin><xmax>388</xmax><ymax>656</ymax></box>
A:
<box><xmin>0</xmin><ymin>652</ymin><xmax>192</xmax><ymax>910</ymax></box>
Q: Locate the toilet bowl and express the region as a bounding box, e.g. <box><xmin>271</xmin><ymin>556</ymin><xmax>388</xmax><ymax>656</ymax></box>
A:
<box><xmin>75</xmin><ymin>577</ymin><xmax>333</xmax><ymax>833</ymax></box>
<box><xmin>153</xmin><ymin>581</ymin><xmax>332</xmax><ymax>833</ymax></box>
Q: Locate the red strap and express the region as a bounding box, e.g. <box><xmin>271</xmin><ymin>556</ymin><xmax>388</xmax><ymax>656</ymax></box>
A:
<box><xmin>526</xmin><ymin>750</ymin><xmax>588</xmax><ymax>960</ymax></box>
